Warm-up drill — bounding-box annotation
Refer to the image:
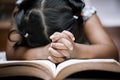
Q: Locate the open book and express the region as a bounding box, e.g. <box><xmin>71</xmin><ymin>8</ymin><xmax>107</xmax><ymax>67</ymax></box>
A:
<box><xmin>0</xmin><ymin>59</ymin><xmax>120</xmax><ymax>80</ymax></box>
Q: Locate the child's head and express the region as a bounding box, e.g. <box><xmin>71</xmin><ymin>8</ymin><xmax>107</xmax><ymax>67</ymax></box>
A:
<box><xmin>11</xmin><ymin>0</ymin><xmax>85</xmax><ymax>47</ymax></box>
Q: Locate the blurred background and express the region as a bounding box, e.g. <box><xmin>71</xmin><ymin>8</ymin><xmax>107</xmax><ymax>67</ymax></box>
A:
<box><xmin>84</xmin><ymin>0</ymin><xmax>120</xmax><ymax>27</ymax></box>
<box><xmin>0</xmin><ymin>0</ymin><xmax>15</xmax><ymax>51</ymax></box>
<box><xmin>84</xmin><ymin>0</ymin><xmax>120</xmax><ymax>61</ymax></box>
<box><xmin>0</xmin><ymin>0</ymin><xmax>120</xmax><ymax>61</ymax></box>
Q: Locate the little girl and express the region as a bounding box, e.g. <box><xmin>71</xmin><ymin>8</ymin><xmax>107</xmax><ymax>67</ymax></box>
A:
<box><xmin>6</xmin><ymin>0</ymin><xmax>118</xmax><ymax>63</ymax></box>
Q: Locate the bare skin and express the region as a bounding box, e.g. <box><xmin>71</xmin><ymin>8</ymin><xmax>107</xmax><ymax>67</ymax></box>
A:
<box><xmin>6</xmin><ymin>14</ymin><xmax>119</xmax><ymax>63</ymax></box>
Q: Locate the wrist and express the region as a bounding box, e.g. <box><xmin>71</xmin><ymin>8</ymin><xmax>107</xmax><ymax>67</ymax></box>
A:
<box><xmin>70</xmin><ymin>43</ymin><xmax>80</xmax><ymax>59</ymax></box>
<box><xmin>24</xmin><ymin>44</ymin><xmax>51</xmax><ymax>60</ymax></box>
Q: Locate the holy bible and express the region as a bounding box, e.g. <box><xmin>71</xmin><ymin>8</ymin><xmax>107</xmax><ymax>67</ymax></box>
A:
<box><xmin>0</xmin><ymin>59</ymin><xmax>120</xmax><ymax>80</ymax></box>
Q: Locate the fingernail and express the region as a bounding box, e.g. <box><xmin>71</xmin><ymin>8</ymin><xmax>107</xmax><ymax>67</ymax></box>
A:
<box><xmin>50</xmin><ymin>35</ymin><xmax>54</xmax><ymax>39</ymax></box>
<box><xmin>48</xmin><ymin>56</ymin><xmax>52</xmax><ymax>60</ymax></box>
<box><xmin>48</xmin><ymin>47</ymin><xmax>52</xmax><ymax>51</ymax></box>
<box><xmin>72</xmin><ymin>37</ymin><xmax>75</xmax><ymax>41</ymax></box>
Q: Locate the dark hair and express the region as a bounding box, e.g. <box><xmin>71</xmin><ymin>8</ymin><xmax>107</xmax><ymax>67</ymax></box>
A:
<box><xmin>8</xmin><ymin>0</ymin><xmax>85</xmax><ymax>48</ymax></box>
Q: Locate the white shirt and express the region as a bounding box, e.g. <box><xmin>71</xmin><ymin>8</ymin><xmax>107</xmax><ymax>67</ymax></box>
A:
<box><xmin>82</xmin><ymin>5</ymin><xmax>96</xmax><ymax>21</ymax></box>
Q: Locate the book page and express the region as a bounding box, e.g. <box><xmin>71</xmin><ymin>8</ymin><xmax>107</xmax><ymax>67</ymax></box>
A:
<box><xmin>0</xmin><ymin>59</ymin><xmax>119</xmax><ymax>79</ymax></box>
<box><xmin>0</xmin><ymin>60</ymin><xmax>56</xmax><ymax>77</ymax></box>
<box><xmin>55</xmin><ymin>59</ymin><xmax>119</xmax><ymax>77</ymax></box>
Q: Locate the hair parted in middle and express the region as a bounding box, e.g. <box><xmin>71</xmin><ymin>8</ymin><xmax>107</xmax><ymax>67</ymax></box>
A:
<box><xmin>10</xmin><ymin>0</ymin><xmax>85</xmax><ymax>48</ymax></box>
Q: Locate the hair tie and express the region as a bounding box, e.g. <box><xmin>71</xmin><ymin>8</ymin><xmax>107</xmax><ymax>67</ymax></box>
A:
<box><xmin>73</xmin><ymin>15</ymin><xmax>78</xmax><ymax>19</ymax></box>
<box><xmin>24</xmin><ymin>33</ymin><xmax>29</xmax><ymax>38</ymax></box>
<box><xmin>16</xmin><ymin>0</ymin><xmax>24</xmax><ymax>5</ymax></box>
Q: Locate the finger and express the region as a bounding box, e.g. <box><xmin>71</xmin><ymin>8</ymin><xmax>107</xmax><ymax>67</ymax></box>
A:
<box><xmin>50</xmin><ymin>32</ymin><xmax>70</xmax><ymax>42</ymax></box>
<box><xmin>57</xmin><ymin>49</ymin><xmax>71</xmax><ymax>59</ymax></box>
<box><xmin>61</xmin><ymin>51</ymin><xmax>71</xmax><ymax>59</ymax></box>
<box><xmin>59</xmin><ymin>38</ymin><xmax>73</xmax><ymax>51</ymax></box>
<box><xmin>50</xmin><ymin>32</ymin><xmax>62</xmax><ymax>42</ymax></box>
<box><xmin>48</xmin><ymin>47</ymin><xmax>64</xmax><ymax>57</ymax></box>
<box><xmin>48</xmin><ymin>56</ymin><xmax>65</xmax><ymax>64</ymax></box>
<box><xmin>49</xmin><ymin>46</ymin><xmax>70</xmax><ymax>59</ymax></box>
<box><xmin>54</xmin><ymin>57</ymin><xmax>65</xmax><ymax>63</ymax></box>
<box><xmin>48</xmin><ymin>56</ymin><xmax>57</xmax><ymax>63</ymax></box>
<box><xmin>62</xmin><ymin>30</ymin><xmax>75</xmax><ymax>41</ymax></box>
<box><xmin>50</xmin><ymin>43</ymin><xmax>67</xmax><ymax>50</ymax></box>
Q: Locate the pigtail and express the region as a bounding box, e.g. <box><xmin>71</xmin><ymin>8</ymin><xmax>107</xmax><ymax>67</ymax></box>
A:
<box><xmin>13</xmin><ymin>0</ymin><xmax>40</xmax><ymax>47</ymax></box>
<box><xmin>16</xmin><ymin>0</ymin><xmax>38</xmax><ymax>11</ymax></box>
<box><xmin>67</xmin><ymin>0</ymin><xmax>85</xmax><ymax>14</ymax></box>
<box><xmin>13</xmin><ymin>0</ymin><xmax>51</xmax><ymax>48</ymax></box>
<box><xmin>67</xmin><ymin>0</ymin><xmax>85</xmax><ymax>23</ymax></box>
<box><xmin>65</xmin><ymin>0</ymin><xmax>85</xmax><ymax>43</ymax></box>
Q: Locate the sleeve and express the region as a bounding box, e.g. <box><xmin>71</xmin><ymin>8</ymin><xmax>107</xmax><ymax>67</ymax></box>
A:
<box><xmin>82</xmin><ymin>5</ymin><xmax>96</xmax><ymax>21</ymax></box>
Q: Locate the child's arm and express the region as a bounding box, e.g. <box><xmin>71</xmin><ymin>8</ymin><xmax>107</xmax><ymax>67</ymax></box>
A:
<box><xmin>80</xmin><ymin>14</ymin><xmax>118</xmax><ymax>60</ymax></box>
<box><xmin>6</xmin><ymin>40</ymin><xmax>50</xmax><ymax>60</ymax></box>
<box><xmin>48</xmin><ymin>14</ymin><xmax>119</xmax><ymax>63</ymax></box>
<box><xmin>6</xmin><ymin>25</ymin><xmax>50</xmax><ymax>60</ymax></box>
